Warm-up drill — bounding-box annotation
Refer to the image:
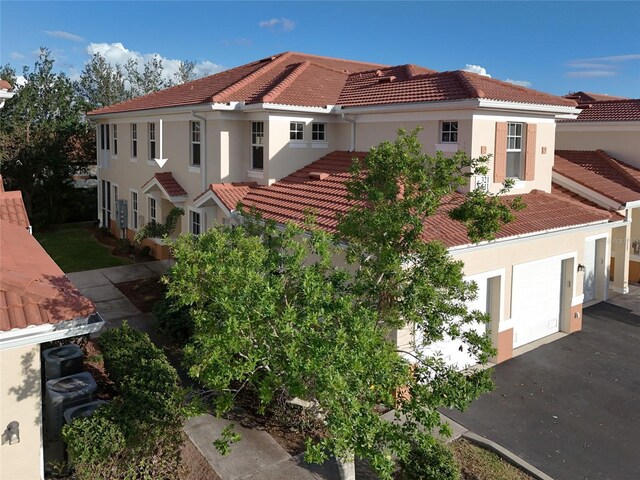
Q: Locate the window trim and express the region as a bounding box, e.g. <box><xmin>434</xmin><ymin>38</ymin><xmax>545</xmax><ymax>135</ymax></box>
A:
<box><xmin>190</xmin><ymin>121</ymin><xmax>201</xmax><ymax>168</ymax></box>
<box><xmin>148</xmin><ymin>196</ymin><xmax>158</xmax><ymax>224</ymax></box>
<box><xmin>112</xmin><ymin>124</ymin><xmax>118</xmax><ymax>157</ymax></box>
<box><xmin>251</xmin><ymin>121</ymin><xmax>264</xmax><ymax>171</ymax></box>
<box><xmin>130</xmin><ymin>189</ymin><xmax>139</xmax><ymax>230</ymax></box>
<box><xmin>131</xmin><ymin>123</ymin><xmax>138</xmax><ymax>160</ymax></box>
<box><xmin>188</xmin><ymin>207</ymin><xmax>202</xmax><ymax>236</ymax></box>
<box><xmin>148</xmin><ymin>122</ymin><xmax>157</xmax><ymax>162</ymax></box>
<box><xmin>289</xmin><ymin>121</ymin><xmax>304</xmax><ymax>141</ymax></box>
<box><xmin>311</xmin><ymin>122</ymin><xmax>327</xmax><ymax>142</ymax></box>
<box><xmin>506</xmin><ymin>122</ymin><xmax>524</xmax><ymax>180</ymax></box>
<box><xmin>440</xmin><ymin>121</ymin><xmax>458</xmax><ymax>144</ymax></box>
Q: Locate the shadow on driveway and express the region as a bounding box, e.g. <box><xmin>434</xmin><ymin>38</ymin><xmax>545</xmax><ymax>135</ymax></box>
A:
<box><xmin>443</xmin><ymin>302</ymin><xmax>640</xmax><ymax>480</ymax></box>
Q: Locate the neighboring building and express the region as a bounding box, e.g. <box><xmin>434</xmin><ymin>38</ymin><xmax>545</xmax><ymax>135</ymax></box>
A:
<box><xmin>0</xmin><ymin>79</ymin><xmax>14</xmax><ymax>109</ymax></box>
<box><xmin>0</xmin><ymin>178</ymin><xmax>104</xmax><ymax>480</ymax></box>
<box><xmin>556</xmin><ymin>96</ymin><xmax>640</xmax><ymax>168</ymax></box>
<box><xmin>88</xmin><ymin>51</ymin><xmax>627</xmax><ymax>365</ymax></box>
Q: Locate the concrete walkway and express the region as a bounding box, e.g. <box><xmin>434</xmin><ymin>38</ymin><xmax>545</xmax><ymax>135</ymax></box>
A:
<box><xmin>67</xmin><ymin>261</ymin><xmax>548</xmax><ymax>480</ymax></box>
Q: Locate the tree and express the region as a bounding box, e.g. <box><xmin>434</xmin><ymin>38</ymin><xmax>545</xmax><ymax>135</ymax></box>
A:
<box><xmin>0</xmin><ymin>48</ymin><xmax>90</xmax><ymax>224</ymax></box>
<box><xmin>174</xmin><ymin>60</ymin><xmax>196</xmax><ymax>85</ymax></box>
<box><xmin>165</xmin><ymin>129</ymin><xmax>521</xmax><ymax>479</ymax></box>
<box><xmin>124</xmin><ymin>56</ymin><xmax>168</xmax><ymax>97</ymax></box>
<box><xmin>76</xmin><ymin>53</ymin><xmax>128</xmax><ymax>111</ymax></box>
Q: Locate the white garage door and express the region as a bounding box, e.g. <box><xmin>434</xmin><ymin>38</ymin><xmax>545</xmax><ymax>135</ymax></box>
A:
<box><xmin>420</xmin><ymin>275</ymin><xmax>489</xmax><ymax>370</ymax></box>
<box><xmin>512</xmin><ymin>257</ymin><xmax>562</xmax><ymax>348</ymax></box>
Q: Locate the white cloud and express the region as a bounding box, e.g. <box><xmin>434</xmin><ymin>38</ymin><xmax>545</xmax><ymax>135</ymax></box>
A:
<box><xmin>86</xmin><ymin>42</ymin><xmax>224</xmax><ymax>81</ymax></box>
<box><xmin>10</xmin><ymin>52</ymin><xmax>25</xmax><ymax>60</ymax></box>
<box><xmin>259</xmin><ymin>17</ymin><xmax>295</xmax><ymax>31</ymax></box>
<box><xmin>15</xmin><ymin>76</ymin><xmax>27</xmax><ymax>86</ymax></box>
<box><xmin>45</xmin><ymin>30</ymin><xmax>84</xmax><ymax>42</ymax></box>
<box><xmin>566</xmin><ymin>70</ymin><xmax>617</xmax><ymax>78</ymax></box>
<box><xmin>462</xmin><ymin>64</ymin><xmax>491</xmax><ymax>77</ymax></box>
<box><xmin>565</xmin><ymin>53</ymin><xmax>639</xmax><ymax>79</ymax></box>
<box><xmin>505</xmin><ymin>78</ymin><xmax>532</xmax><ymax>87</ymax></box>
<box><xmin>579</xmin><ymin>54</ymin><xmax>640</xmax><ymax>63</ymax></box>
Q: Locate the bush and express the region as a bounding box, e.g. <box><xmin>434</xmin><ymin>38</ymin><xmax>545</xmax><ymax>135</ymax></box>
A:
<box><xmin>400</xmin><ymin>442</ymin><xmax>460</xmax><ymax>480</ymax></box>
<box><xmin>63</xmin><ymin>323</ymin><xmax>189</xmax><ymax>480</ymax></box>
<box><xmin>153</xmin><ymin>298</ymin><xmax>194</xmax><ymax>344</ymax></box>
<box><xmin>137</xmin><ymin>245</ymin><xmax>152</xmax><ymax>258</ymax></box>
<box><xmin>114</xmin><ymin>238</ymin><xmax>133</xmax><ymax>255</ymax></box>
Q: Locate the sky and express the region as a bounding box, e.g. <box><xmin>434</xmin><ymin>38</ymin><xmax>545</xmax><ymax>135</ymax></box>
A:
<box><xmin>1</xmin><ymin>1</ymin><xmax>639</xmax><ymax>98</ymax></box>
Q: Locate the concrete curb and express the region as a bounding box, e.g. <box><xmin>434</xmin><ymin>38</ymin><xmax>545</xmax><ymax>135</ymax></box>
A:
<box><xmin>461</xmin><ymin>432</ymin><xmax>554</xmax><ymax>480</ymax></box>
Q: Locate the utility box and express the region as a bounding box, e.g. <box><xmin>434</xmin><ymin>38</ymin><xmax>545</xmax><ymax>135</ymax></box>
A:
<box><xmin>45</xmin><ymin>372</ymin><xmax>97</xmax><ymax>440</ymax></box>
<box><xmin>42</xmin><ymin>344</ymin><xmax>83</xmax><ymax>380</ymax></box>
<box><xmin>116</xmin><ymin>199</ymin><xmax>128</xmax><ymax>229</ymax></box>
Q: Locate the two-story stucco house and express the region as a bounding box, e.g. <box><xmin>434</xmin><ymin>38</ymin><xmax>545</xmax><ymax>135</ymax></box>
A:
<box><xmin>88</xmin><ymin>52</ymin><xmax>629</xmax><ymax>365</ymax></box>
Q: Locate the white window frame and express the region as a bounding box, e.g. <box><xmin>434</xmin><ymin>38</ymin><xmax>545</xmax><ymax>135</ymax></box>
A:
<box><xmin>506</xmin><ymin>122</ymin><xmax>524</xmax><ymax>180</ymax></box>
<box><xmin>251</xmin><ymin>121</ymin><xmax>264</xmax><ymax>171</ymax></box>
<box><xmin>148</xmin><ymin>196</ymin><xmax>157</xmax><ymax>224</ymax></box>
<box><xmin>131</xmin><ymin>123</ymin><xmax>138</xmax><ymax>161</ymax></box>
<box><xmin>188</xmin><ymin>207</ymin><xmax>202</xmax><ymax>236</ymax></box>
<box><xmin>190</xmin><ymin>121</ymin><xmax>201</xmax><ymax>168</ymax></box>
<box><xmin>440</xmin><ymin>121</ymin><xmax>458</xmax><ymax>143</ymax></box>
<box><xmin>148</xmin><ymin>123</ymin><xmax>156</xmax><ymax>163</ymax></box>
<box><xmin>112</xmin><ymin>124</ymin><xmax>118</xmax><ymax>157</ymax></box>
<box><xmin>100</xmin><ymin>124</ymin><xmax>110</xmax><ymax>151</ymax></box>
<box><xmin>130</xmin><ymin>189</ymin><xmax>139</xmax><ymax>230</ymax></box>
<box><xmin>312</xmin><ymin>122</ymin><xmax>326</xmax><ymax>141</ymax></box>
<box><xmin>290</xmin><ymin>121</ymin><xmax>304</xmax><ymax>141</ymax></box>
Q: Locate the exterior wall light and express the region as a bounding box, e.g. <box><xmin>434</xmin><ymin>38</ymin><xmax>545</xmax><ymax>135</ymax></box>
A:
<box><xmin>1</xmin><ymin>421</ymin><xmax>19</xmax><ymax>445</ymax></box>
<box><xmin>577</xmin><ymin>264</ymin><xmax>586</xmax><ymax>273</ymax></box>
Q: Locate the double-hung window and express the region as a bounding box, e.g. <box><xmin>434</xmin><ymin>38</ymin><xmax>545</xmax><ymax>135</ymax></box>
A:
<box><xmin>131</xmin><ymin>124</ymin><xmax>138</xmax><ymax>158</ymax></box>
<box><xmin>100</xmin><ymin>124</ymin><xmax>110</xmax><ymax>151</ymax></box>
<box><xmin>190</xmin><ymin>210</ymin><xmax>201</xmax><ymax>235</ymax></box>
<box><xmin>191</xmin><ymin>121</ymin><xmax>201</xmax><ymax>167</ymax></box>
<box><xmin>441</xmin><ymin>121</ymin><xmax>458</xmax><ymax>143</ymax></box>
<box><xmin>506</xmin><ymin>123</ymin><xmax>523</xmax><ymax>179</ymax></box>
<box><xmin>131</xmin><ymin>191</ymin><xmax>138</xmax><ymax>229</ymax></box>
<box><xmin>290</xmin><ymin>122</ymin><xmax>304</xmax><ymax>141</ymax></box>
<box><xmin>148</xmin><ymin>123</ymin><xmax>156</xmax><ymax>160</ymax></box>
<box><xmin>251</xmin><ymin>121</ymin><xmax>264</xmax><ymax>170</ymax></box>
<box><xmin>311</xmin><ymin>123</ymin><xmax>326</xmax><ymax>141</ymax></box>
<box><xmin>149</xmin><ymin>197</ymin><xmax>157</xmax><ymax>223</ymax></box>
<box><xmin>112</xmin><ymin>124</ymin><xmax>118</xmax><ymax>156</ymax></box>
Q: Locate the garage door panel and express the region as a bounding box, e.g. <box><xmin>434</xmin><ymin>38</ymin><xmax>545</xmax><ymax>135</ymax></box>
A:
<box><xmin>512</xmin><ymin>258</ymin><xmax>561</xmax><ymax>348</ymax></box>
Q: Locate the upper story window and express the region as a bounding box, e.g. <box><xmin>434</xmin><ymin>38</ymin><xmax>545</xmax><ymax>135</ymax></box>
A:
<box><xmin>190</xmin><ymin>210</ymin><xmax>201</xmax><ymax>235</ymax></box>
<box><xmin>148</xmin><ymin>123</ymin><xmax>156</xmax><ymax>160</ymax></box>
<box><xmin>112</xmin><ymin>124</ymin><xmax>118</xmax><ymax>156</ymax></box>
<box><xmin>131</xmin><ymin>124</ymin><xmax>138</xmax><ymax>158</ymax></box>
<box><xmin>290</xmin><ymin>122</ymin><xmax>304</xmax><ymax>141</ymax></box>
<box><xmin>506</xmin><ymin>122</ymin><xmax>523</xmax><ymax>179</ymax></box>
<box><xmin>441</xmin><ymin>122</ymin><xmax>458</xmax><ymax>143</ymax></box>
<box><xmin>312</xmin><ymin>123</ymin><xmax>326</xmax><ymax>141</ymax></box>
<box><xmin>149</xmin><ymin>197</ymin><xmax>157</xmax><ymax>223</ymax></box>
<box><xmin>251</xmin><ymin>121</ymin><xmax>264</xmax><ymax>170</ymax></box>
<box><xmin>100</xmin><ymin>124</ymin><xmax>110</xmax><ymax>150</ymax></box>
<box><xmin>191</xmin><ymin>121</ymin><xmax>201</xmax><ymax>167</ymax></box>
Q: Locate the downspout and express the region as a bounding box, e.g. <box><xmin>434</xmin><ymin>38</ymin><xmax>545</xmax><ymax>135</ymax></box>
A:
<box><xmin>191</xmin><ymin>111</ymin><xmax>208</xmax><ymax>193</ymax></box>
<box><xmin>341</xmin><ymin>113</ymin><xmax>356</xmax><ymax>152</ymax></box>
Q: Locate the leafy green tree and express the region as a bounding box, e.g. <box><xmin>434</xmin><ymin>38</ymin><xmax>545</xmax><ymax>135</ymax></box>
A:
<box><xmin>0</xmin><ymin>48</ymin><xmax>90</xmax><ymax>223</ymax></box>
<box><xmin>165</xmin><ymin>129</ymin><xmax>520</xmax><ymax>479</ymax></box>
<box><xmin>174</xmin><ymin>60</ymin><xmax>196</xmax><ymax>84</ymax></box>
<box><xmin>125</xmin><ymin>56</ymin><xmax>168</xmax><ymax>97</ymax></box>
<box><xmin>76</xmin><ymin>53</ymin><xmax>128</xmax><ymax>111</ymax></box>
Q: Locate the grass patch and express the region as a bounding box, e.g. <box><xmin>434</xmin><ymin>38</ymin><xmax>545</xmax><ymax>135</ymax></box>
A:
<box><xmin>451</xmin><ymin>438</ymin><xmax>532</xmax><ymax>480</ymax></box>
<box><xmin>35</xmin><ymin>222</ymin><xmax>132</xmax><ymax>273</ymax></box>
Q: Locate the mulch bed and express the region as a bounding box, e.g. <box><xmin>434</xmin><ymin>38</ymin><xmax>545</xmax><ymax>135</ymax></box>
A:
<box><xmin>93</xmin><ymin>226</ymin><xmax>154</xmax><ymax>263</ymax></box>
<box><xmin>114</xmin><ymin>277</ymin><xmax>167</xmax><ymax>313</ymax></box>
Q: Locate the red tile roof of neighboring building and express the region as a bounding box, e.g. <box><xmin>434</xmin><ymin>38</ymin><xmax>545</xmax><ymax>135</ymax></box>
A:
<box><xmin>205</xmin><ymin>151</ymin><xmax>612</xmax><ymax>248</ymax></box>
<box><xmin>0</xmin><ymin>188</ymin><xmax>29</xmax><ymax>227</ymax></box>
<box><xmin>142</xmin><ymin>172</ymin><xmax>188</xmax><ymax>198</ymax></box>
<box><xmin>560</xmin><ymin>99</ymin><xmax>640</xmax><ymax>122</ymax></box>
<box><xmin>564</xmin><ymin>91</ymin><xmax>628</xmax><ymax>104</ymax></box>
<box><xmin>553</xmin><ymin>150</ymin><xmax>640</xmax><ymax>205</ymax></box>
<box><xmin>0</xmin><ymin>79</ymin><xmax>12</xmax><ymax>90</ymax></box>
<box><xmin>196</xmin><ymin>182</ymin><xmax>258</xmax><ymax>212</ymax></box>
<box><xmin>0</xmin><ymin>186</ymin><xmax>96</xmax><ymax>332</ymax></box>
<box><xmin>88</xmin><ymin>52</ymin><xmax>575</xmax><ymax>115</ymax></box>
<box><xmin>339</xmin><ymin>69</ymin><xmax>577</xmax><ymax>108</ymax></box>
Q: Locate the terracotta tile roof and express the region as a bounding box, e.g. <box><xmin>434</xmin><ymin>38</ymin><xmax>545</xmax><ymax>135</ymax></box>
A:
<box><xmin>142</xmin><ymin>172</ymin><xmax>188</xmax><ymax>198</ymax></box>
<box><xmin>338</xmin><ymin>69</ymin><xmax>576</xmax><ymax>108</ymax></box>
<box><xmin>0</xmin><ymin>190</ymin><xmax>29</xmax><ymax>228</ymax></box>
<box><xmin>0</xmin><ymin>220</ymin><xmax>96</xmax><ymax>332</ymax></box>
<box><xmin>564</xmin><ymin>91</ymin><xmax>628</xmax><ymax>104</ymax></box>
<box><xmin>551</xmin><ymin>182</ymin><xmax>625</xmax><ymax>221</ymax></box>
<box><xmin>560</xmin><ymin>99</ymin><xmax>640</xmax><ymax>122</ymax></box>
<box><xmin>208</xmin><ymin>151</ymin><xmax>611</xmax><ymax>248</ymax></box>
<box><xmin>88</xmin><ymin>52</ymin><xmax>574</xmax><ymax>115</ymax></box>
<box><xmin>553</xmin><ymin>150</ymin><xmax>640</xmax><ymax>205</ymax></box>
<box><xmin>0</xmin><ymin>79</ymin><xmax>12</xmax><ymax>90</ymax></box>
<box><xmin>196</xmin><ymin>182</ymin><xmax>258</xmax><ymax>212</ymax></box>
<box><xmin>88</xmin><ymin>52</ymin><xmax>387</xmax><ymax>115</ymax></box>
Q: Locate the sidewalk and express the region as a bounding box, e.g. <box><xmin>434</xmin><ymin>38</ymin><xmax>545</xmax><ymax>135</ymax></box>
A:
<box><xmin>67</xmin><ymin>261</ymin><xmax>550</xmax><ymax>480</ymax></box>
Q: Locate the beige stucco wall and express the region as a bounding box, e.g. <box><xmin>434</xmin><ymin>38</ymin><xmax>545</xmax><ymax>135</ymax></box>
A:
<box><xmin>556</xmin><ymin>125</ymin><xmax>640</xmax><ymax>168</ymax></box>
<box><xmin>0</xmin><ymin>344</ymin><xmax>43</xmax><ymax>480</ymax></box>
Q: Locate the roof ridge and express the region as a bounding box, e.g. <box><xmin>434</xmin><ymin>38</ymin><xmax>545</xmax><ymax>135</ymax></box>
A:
<box><xmin>212</xmin><ymin>52</ymin><xmax>292</xmax><ymax>102</ymax></box>
<box><xmin>595</xmin><ymin>149</ymin><xmax>640</xmax><ymax>190</ymax></box>
<box><xmin>262</xmin><ymin>61</ymin><xmax>312</xmax><ymax>103</ymax></box>
<box><xmin>455</xmin><ymin>71</ymin><xmax>485</xmax><ymax>98</ymax></box>
<box><xmin>286</xmin><ymin>51</ymin><xmax>388</xmax><ymax>69</ymax></box>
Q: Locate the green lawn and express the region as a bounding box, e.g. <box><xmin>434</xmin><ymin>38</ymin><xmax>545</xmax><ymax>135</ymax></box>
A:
<box><xmin>35</xmin><ymin>222</ymin><xmax>132</xmax><ymax>273</ymax></box>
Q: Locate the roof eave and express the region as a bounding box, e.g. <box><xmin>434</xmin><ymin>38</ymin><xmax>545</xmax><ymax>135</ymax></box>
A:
<box><xmin>552</xmin><ymin>172</ymin><xmax>626</xmax><ymax>210</ymax></box>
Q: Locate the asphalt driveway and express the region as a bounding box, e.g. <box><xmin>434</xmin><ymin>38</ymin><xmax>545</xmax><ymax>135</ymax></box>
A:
<box><xmin>444</xmin><ymin>301</ymin><xmax>640</xmax><ymax>480</ymax></box>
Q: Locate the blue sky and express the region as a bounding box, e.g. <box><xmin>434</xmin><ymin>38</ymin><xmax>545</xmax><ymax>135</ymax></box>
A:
<box><xmin>2</xmin><ymin>1</ymin><xmax>639</xmax><ymax>98</ymax></box>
